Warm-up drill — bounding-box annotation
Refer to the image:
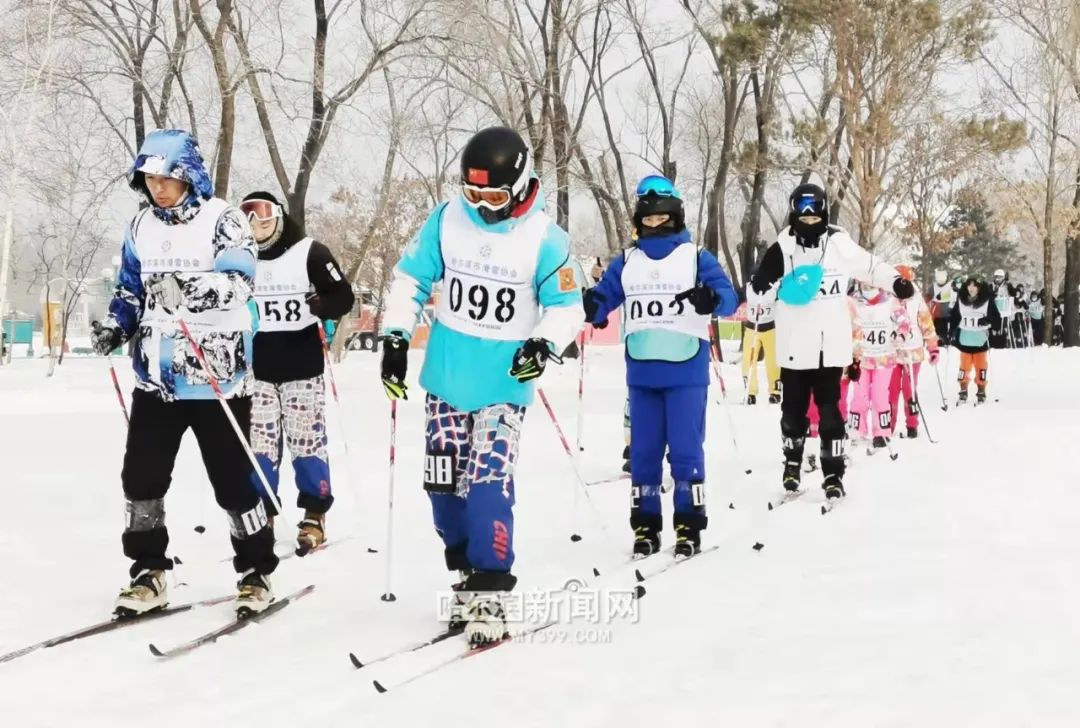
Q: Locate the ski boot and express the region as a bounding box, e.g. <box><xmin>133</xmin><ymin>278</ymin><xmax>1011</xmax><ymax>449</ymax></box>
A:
<box><xmin>114</xmin><ymin>569</ymin><xmax>168</xmax><ymax>618</ymax></box>
<box><xmin>235</xmin><ymin>570</ymin><xmax>274</xmax><ymax>618</ymax></box>
<box><xmin>673</xmin><ymin>524</ymin><xmax>701</xmax><ymax>560</ymax></box>
<box><xmin>746</xmin><ymin>394</ymin><xmax>757</xmax><ymax>406</ymax></box>
<box><xmin>768</xmin><ymin>393</ymin><xmax>782</xmax><ymax>404</ymax></box>
<box><xmin>822</xmin><ymin>475</ymin><xmax>845</xmax><ymax>501</ymax></box>
<box><xmin>783</xmin><ymin>459</ymin><xmax>802</xmax><ymax>492</ymax></box>
<box><xmin>957</xmin><ymin>390</ymin><xmax>968</xmax><ymax>406</ymax></box>
<box><xmin>871</xmin><ymin>435</ymin><xmax>889</xmax><ymax>451</ymax></box>
<box><xmin>622</xmin><ymin>445</ymin><xmax>631</xmax><ymax>474</ymax></box>
<box><xmin>631</xmin><ymin>512</ymin><xmax>661</xmax><ymax>558</ymax></box>
<box><xmin>976</xmin><ymin>388</ymin><xmax>987</xmax><ymax>406</ymax></box>
<box><xmin>446</xmin><ymin>570</ymin><xmax>472</xmax><ymax>633</ymax></box>
<box><xmin>906</xmin><ymin>426</ymin><xmax>918</xmax><ymax>439</ymax></box>
<box><xmin>295</xmin><ymin>511</ymin><xmax>326</xmax><ymax>556</ymax></box>
<box><xmin>461</xmin><ymin>571</ymin><xmax>515</xmax><ymax>648</ymax></box>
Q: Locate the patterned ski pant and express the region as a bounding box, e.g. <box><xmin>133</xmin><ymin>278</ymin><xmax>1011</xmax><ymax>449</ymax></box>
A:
<box><xmin>849</xmin><ymin>366</ymin><xmax>894</xmax><ymax>438</ymax></box>
<box><xmin>423</xmin><ymin>394</ymin><xmax>524</xmax><ymax>575</ymax></box>
<box><xmin>249</xmin><ymin>377</ymin><xmax>332</xmax><ymax>515</ymax></box>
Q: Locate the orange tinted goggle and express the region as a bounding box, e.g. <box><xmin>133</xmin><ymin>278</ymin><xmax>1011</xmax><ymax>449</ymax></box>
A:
<box><xmin>240</xmin><ymin>199</ymin><xmax>282</xmax><ymax>221</ymax></box>
<box><xmin>462</xmin><ymin>185</ymin><xmax>511</xmax><ymax>209</ymax></box>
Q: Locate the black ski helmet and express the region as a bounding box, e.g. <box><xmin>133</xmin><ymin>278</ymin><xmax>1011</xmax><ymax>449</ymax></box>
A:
<box><xmin>789</xmin><ymin>183</ymin><xmax>829</xmax><ymax>240</ymax></box>
<box><xmin>632</xmin><ymin>174</ymin><xmax>685</xmax><ymax>237</ymax></box>
<box><xmin>459</xmin><ymin>126</ymin><xmax>533</xmax><ymax>225</ymax></box>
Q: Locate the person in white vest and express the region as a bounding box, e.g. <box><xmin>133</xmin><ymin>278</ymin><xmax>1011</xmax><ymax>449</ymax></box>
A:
<box><xmin>90</xmin><ymin>129</ymin><xmax>278</xmax><ymax>617</ymax></box>
<box><xmin>948</xmin><ymin>276</ymin><xmax>1001</xmax><ymax>405</ymax></box>
<box><xmin>740</xmin><ymin>281</ymin><xmax>780</xmax><ymax>404</ymax></box>
<box><xmin>930</xmin><ymin>269</ymin><xmax>955</xmax><ymax>342</ymax></box>
<box><xmin>749</xmin><ymin>183</ymin><xmax>915</xmax><ymax>501</ymax></box>
<box><xmin>241</xmin><ymin>191</ymin><xmax>355</xmax><ymax>555</ymax></box>
<box><xmin>378</xmin><ymin>127</ymin><xmax>584</xmax><ymax>647</ymax></box>
<box><xmin>584</xmin><ymin>175</ymin><xmax>738</xmax><ymax>558</ymax></box>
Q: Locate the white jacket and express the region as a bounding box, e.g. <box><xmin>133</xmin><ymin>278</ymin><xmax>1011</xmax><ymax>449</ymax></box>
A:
<box><xmin>772</xmin><ymin>226</ymin><xmax>900</xmax><ymax>370</ymax></box>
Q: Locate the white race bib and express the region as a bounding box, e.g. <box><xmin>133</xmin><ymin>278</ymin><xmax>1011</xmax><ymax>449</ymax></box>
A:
<box><xmin>620</xmin><ymin>244</ymin><xmax>710</xmax><ymax>340</ymax></box>
<box><xmin>254</xmin><ymin>238</ymin><xmax>319</xmax><ymax>332</ymax></box>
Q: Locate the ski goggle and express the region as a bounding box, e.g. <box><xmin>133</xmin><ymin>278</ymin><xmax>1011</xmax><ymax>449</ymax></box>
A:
<box><xmin>792</xmin><ymin>194</ymin><xmax>826</xmax><ymax>217</ymax></box>
<box><xmin>240</xmin><ymin>199</ymin><xmax>282</xmax><ymax>222</ymax></box>
<box><xmin>635</xmin><ymin>175</ymin><xmax>679</xmax><ymax>199</ymax></box>
<box><xmin>462</xmin><ymin>185</ymin><xmax>512</xmax><ymax>210</ymax></box>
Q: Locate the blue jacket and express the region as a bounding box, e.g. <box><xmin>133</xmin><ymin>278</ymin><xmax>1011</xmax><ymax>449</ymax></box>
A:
<box><xmin>589</xmin><ymin>230</ymin><xmax>737</xmax><ymax>388</ymax></box>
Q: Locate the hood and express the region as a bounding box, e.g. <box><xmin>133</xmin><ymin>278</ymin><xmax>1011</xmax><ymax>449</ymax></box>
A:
<box><xmin>129</xmin><ymin>129</ymin><xmax>213</xmax><ymax>223</ymax></box>
<box><xmin>958</xmin><ymin>277</ymin><xmax>992</xmax><ymax>306</ymax></box>
<box><xmin>634</xmin><ymin>228</ymin><xmax>693</xmax><ymax>261</ymax></box>
<box><xmin>461</xmin><ymin>174</ymin><xmax>545</xmax><ymax>233</ymax></box>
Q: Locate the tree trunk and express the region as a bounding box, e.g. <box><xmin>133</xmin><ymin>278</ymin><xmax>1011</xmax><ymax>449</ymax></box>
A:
<box><xmin>1043</xmin><ymin>98</ymin><xmax>1060</xmax><ymax>348</ymax></box>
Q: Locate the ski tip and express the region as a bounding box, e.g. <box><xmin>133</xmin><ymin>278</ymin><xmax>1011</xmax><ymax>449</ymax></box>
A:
<box><xmin>380</xmin><ymin>593</ymin><xmax>397</xmax><ymax>603</ymax></box>
<box><xmin>570</xmin><ymin>534</ymin><xmax>583</xmax><ymax>543</ymax></box>
<box><xmin>148</xmin><ymin>643</ymin><xmax>165</xmax><ymax>657</ymax></box>
<box><xmin>348</xmin><ymin>652</ymin><xmax>364</xmax><ymax>669</ymax></box>
<box><xmin>173</xmin><ymin>556</ymin><xmax>183</xmax><ymax>565</ymax></box>
<box><xmin>634</xmin><ymin>569</ymin><xmax>645</xmax><ymax>583</ymax></box>
<box><xmin>373</xmin><ymin>680</ymin><xmax>388</xmax><ymax>694</ymax></box>
<box><xmin>633</xmin><ymin>585</ymin><xmax>646</xmax><ymax>600</ymax></box>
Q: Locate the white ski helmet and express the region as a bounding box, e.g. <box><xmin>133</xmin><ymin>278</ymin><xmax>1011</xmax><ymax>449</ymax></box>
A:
<box><xmin>993</xmin><ymin>268</ymin><xmax>1005</xmax><ymax>281</ymax></box>
<box><xmin>934</xmin><ymin>270</ymin><xmax>948</xmax><ymax>285</ymax></box>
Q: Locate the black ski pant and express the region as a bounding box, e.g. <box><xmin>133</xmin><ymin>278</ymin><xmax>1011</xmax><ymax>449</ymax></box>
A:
<box><xmin>121</xmin><ymin>389</ymin><xmax>278</xmax><ymax>578</ymax></box>
<box><xmin>780</xmin><ymin>367</ymin><xmax>846</xmax><ymax>480</ymax></box>
<box><xmin>933</xmin><ymin>317</ymin><xmax>950</xmax><ymax>343</ymax></box>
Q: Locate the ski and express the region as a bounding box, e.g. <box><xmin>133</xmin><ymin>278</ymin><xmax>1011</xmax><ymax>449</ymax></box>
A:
<box><xmin>633</xmin><ymin>545</ymin><xmax>720</xmax><ymax>582</ymax></box>
<box><xmin>767</xmin><ymin>490</ymin><xmax>807</xmax><ymax>511</ymax></box>
<box><xmin>0</xmin><ymin>593</ymin><xmax>233</xmax><ymax>665</ymax></box>
<box><xmin>348</xmin><ymin>627</ymin><xmax>464</xmax><ymax>670</ymax></box>
<box><xmin>586</xmin><ymin>474</ymin><xmax>629</xmax><ymax>486</ymax></box>
<box><xmin>148</xmin><ymin>584</ymin><xmax>315</xmax><ymax>659</ymax></box>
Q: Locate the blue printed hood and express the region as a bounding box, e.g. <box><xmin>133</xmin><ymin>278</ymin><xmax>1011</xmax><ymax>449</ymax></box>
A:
<box><xmin>129</xmin><ymin>129</ymin><xmax>213</xmax><ymax>222</ymax></box>
<box><xmin>634</xmin><ymin>228</ymin><xmax>693</xmax><ymax>260</ymax></box>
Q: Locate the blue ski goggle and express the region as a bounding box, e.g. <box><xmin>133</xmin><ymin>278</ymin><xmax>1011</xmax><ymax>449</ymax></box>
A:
<box><xmin>635</xmin><ymin>175</ymin><xmax>680</xmax><ymax>200</ymax></box>
<box><xmin>792</xmin><ymin>194</ymin><xmax>826</xmax><ymax>216</ymax></box>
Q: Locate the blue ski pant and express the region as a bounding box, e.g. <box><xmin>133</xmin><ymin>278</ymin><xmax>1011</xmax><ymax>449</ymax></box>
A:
<box><xmin>629</xmin><ymin>384</ymin><xmax>708</xmax><ymax>519</ymax></box>
<box><xmin>424</xmin><ymin>394</ymin><xmax>524</xmax><ymax>574</ymax></box>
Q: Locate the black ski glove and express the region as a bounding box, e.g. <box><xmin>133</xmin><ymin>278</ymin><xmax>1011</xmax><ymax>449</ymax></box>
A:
<box><xmin>847</xmin><ymin>359</ymin><xmax>862</xmax><ymax>383</ymax></box>
<box><xmin>977</xmin><ymin>316</ymin><xmax>990</xmax><ymax>327</ymax></box>
<box><xmin>509</xmin><ymin>338</ymin><xmax>560</xmax><ymax>383</ymax></box>
<box><xmin>90</xmin><ymin>320</ymin><xmax>124</xmax><ymax>356</ymax></box>
<box><xmin>305</xmin><ymin>293</ymin><xmax>328</xmax><ymax>319</ymax></box>
<box><xmin>582</xmin><ymin>289</ymin><xmax>608</xmax><ymax>329</ymax></box>
<box><xmin>750</xmin><ymin>276</ymin><xmax>774</xmax><ymax>296</ymax></box>
<box><xmin>380</xmin><ymin>333</ymin><xmax>409</xmax><ymax>400</ymax></box>
<box><xmin>674</xmin><ymin>284</ymin><xmax>720</xmax><ymax>315</ymax></box>
<box><xmin>893</xmin><ymin>277</ymin><xmax>915</xmax><ymax>300</ymax></box>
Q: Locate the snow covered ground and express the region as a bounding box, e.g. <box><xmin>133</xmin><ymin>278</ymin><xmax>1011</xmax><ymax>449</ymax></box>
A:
<box><xmin>1</xmin><ymin>344</ymin><xmax>1078</xmax><ymax>727</ymax></box>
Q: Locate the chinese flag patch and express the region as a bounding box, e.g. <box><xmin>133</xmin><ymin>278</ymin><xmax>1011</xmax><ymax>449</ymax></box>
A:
<box><xmin>466</xmin><ymin>168</ymin><xmax>489</xmax><ymax>185</ymax></box>
<box><xmin>558</xmin><ymin>267</ymin><xmax>576</xmax><ymax>292</ymax></box>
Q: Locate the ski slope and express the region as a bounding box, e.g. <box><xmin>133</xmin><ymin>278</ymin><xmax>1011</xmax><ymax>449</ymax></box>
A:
<box><xmin>1</xmin><ymin>345</ymin><xmax>1078</xmax><ymax>727</ymax></box>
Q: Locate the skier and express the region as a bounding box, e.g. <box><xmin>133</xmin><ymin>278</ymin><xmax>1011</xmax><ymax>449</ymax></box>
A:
<box><xmin>930</xmin><ymin>269</ymin><xmax>955</xmax><ymax>342</ymax></box>
<box><xmin>890</xmin><ymin>266</ymin><xmax>939</xmax><ymax>439</ymax></box>
<box><xmin>740</xmin><ymin>281</ymin><xmax>780</xmax><ymax>405</ymax></box>
<box><xmin>848</xmin><ymin>282</ymin><xmax>906</xmax><ymax>453</ymax></box>
<box><xmin>1029</xmin><ymin>290</ymin><xmax>1045</xmax><ymax>346</ymax></box>
<box><xmin>378</xmin><ymin>127</ymin><xmax>584</xmax><ymax>646</ymax></box>
<box><xmin>242</xmin><ymin>190</ymin><xmax>355</xmax><ymax>554</ymax></box>
<box><xmin>750</xmin><ymin>183</ymin><xmax>915</xmax><ymax>501</ymax></box>
<box><xmin>90</xmin><ymin>129</ymin><xmax>278</xmax><ymax>617</ymax></box>
<box><xmin>949</xmin><ymin>276</ymin><xmax>1001</xmax><ymax>405</ymax></box>
<box><xmin>990</xmin><ymin>269</ymin><xmax>1015</xmax><ymax>348</ymax></box>
<box><xmin>583</xmin><ymin>174</ymin><xmax>738</xmax><ymax>558</ymax></box>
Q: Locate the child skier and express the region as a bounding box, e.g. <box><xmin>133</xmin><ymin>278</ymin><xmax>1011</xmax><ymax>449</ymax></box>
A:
<box><xmin>741</xmin><ymin>282</ymin><xmax>780</xmax><ymax>404</ymax></box>
<box><xmin>949</xmin><ymin>276</ymin><xmax>1001</xmax><ymax>405</ymax></box>
<box><xmin>750</xmin><ymin>183</ymin><xmax>914</xmax><ymax>501</ymax></box>
<box><xmin>378</xmin><ymin>127</ymin><xmax>583</xmax><ymax>647</ymax></box>
<box><xmin>890</xmin><ymin>267</ymin><xmax>939</xmax><ymax>438</ymax></box>
<box><xmin>849</xmin><ymin>283</ymin><xmax>906</xmax><ymax>454</ymax></box>
<box><xmin>242</xmin><ymin>191</ymin><xmax>355</xmax><ymax>554</ymax></box>
<box><xmin>583</xmin><ymin>175</ymin><xmax>738</xmax><ymax>558</ymax></box>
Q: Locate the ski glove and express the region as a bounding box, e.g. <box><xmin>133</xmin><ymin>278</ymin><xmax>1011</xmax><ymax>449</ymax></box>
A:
<box><xmin>146</xmin><ymin>274</ymin><xmax>185</xmax><ymax>314</ymax></box>
<box><xmin>90</xmin><ymin>320</ymin><xmax>124</xmax><ymax>356</ymax></box>
<box><xmin>380</xmin><ymin>334</ymin><xmax>409</xmax><ymax>400</ymax></box>
<box><xmin>305</xmin><ymin>293</ymin><xmax>327</xmax><ymax>319</ymax></box>
<box><xmin>928</xmin><ymin>347</ymin><xmax>940</xmax><ymax>365</ymax></box>
<box><xmin>847</xmin><ymin>359</ymin><xmax>862</xmax><ymax>383</ymax></box>
<box><xmin>674</xmin><ymin>283</ymin><xmax>719</xmax><ymax>315</ymax></box>
<box><xmin>509</xmin><ymin>338</ymin><xmax>560</xmax><ymax>383</ymax></box>
<box><xmin>892</xmin><ymin>277</ymin><xmax>915</xmax><ymax>300</ymax></box>
<box><xmin>582</xmin><ymin>289</ymin><xmax>607</xmax><ymax>329</ymax></box>
<box><xmin>750</xmin><ymin>276</ymin><xmax>775</xmax><ymax>296</ymax></box>
<box><xmin>977</xmin><ymin>316</ymin><xmax>990</xmax><ymax>327</ymax></box>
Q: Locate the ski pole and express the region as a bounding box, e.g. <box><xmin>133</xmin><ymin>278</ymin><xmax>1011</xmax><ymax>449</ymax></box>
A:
<box><xmin>741</xmin><ymin>311</ymin><xmax>761</xmax><ymax>406</ymax></box>
<box><xmin>318</xmin><ymin>326</ymin><xmax>355</xmax><ymax>459</ymax></box>
<box><xmin>571</xmin><ymin>329</ymin><xmax>589</xmax><ymax>543</ymax></box>
<box><xmin>707</xmin><ymin>333</ymin><xmax>751</xmax><ymax>476</ymax></box>
<box><xmin>537</xmin><ymin>387</ymin><xmax>614</xmax><ymax>547</ymax></box>
<box><xmin>381</xmin><ymin>399</ymin><xmax>397</xmax><ymax>602</ymax></box>
<box><xmin>107</xmin><ymin>357</ymin><xmax>129</xmax><ymax>424</ymax></box>
<box><xmin>906</xmin><ymin>361</ymin><xmax>937</xmax><ymax>444</ymax></box>
<box><xmin>932</xmin><ymin>359</ymin><xmax>948</xmax><ymax>412</ymax></box>
<box><xmin>176</xmin><ymin>318</ymin><xmax>284</xmax><ymax>515</ymax></box>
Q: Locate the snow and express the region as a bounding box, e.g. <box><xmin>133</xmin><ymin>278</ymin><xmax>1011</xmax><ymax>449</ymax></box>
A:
<box><xmin>1</xmin><ymin>345</ymin><xmax>1079</xmax><ymax>727</ymax></box>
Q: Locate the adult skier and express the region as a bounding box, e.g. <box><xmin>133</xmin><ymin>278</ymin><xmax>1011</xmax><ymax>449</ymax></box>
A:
<box><xmin>583</xmin><ymin>175</ymin><xmax>738</xmax><ymax>558</ymax></box>
<box><xmin>750</xmin><ymin>183</ymin><xmax>915</xmax><ymax>501</ymax></box>
<box><xmin>990</xmin><ymin>269</ymin><xmax>1015</xmax><ymax>348</ymax></box>
<box><xmin>378</xmin><ymin>127</ymin><xmax>584</xmax><ymax>646</ymax></box>
<box><xmin>930</xmin><ymin>269</ymin><xmax>955</xmax><ymax>342</ymax></box>
<box><xmin>1029</xmin><ymin>290</ymin><xmax>1045</xmax><ymax>345</ymax></box>
<box><xmin>740</xmin><ymin>282</ymin><xmax>780</xmax><ymax>405</ymax></box>
<box><xmin>949</xmin><ymin>276</ymin><xmax>1001</xmax><ymax>405</ymax></box>
<box><xmin>890</xmin><ymin>268</ymin><xmax>939</xmax><ymax>439</ymax></box>
<box><xmin>242</xmin><ymin>191</ymin><xmax>355</xmax><ymax>554</ymax></box>
<box><xmin>90</xmin><ymin>129</ymin><xmax>278</xmax><ymax>617</ymax></box>
<box><xmin>848</xmin><ymin>283</ymin><xmax>905</xmax><ymax>454</ymax></box>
